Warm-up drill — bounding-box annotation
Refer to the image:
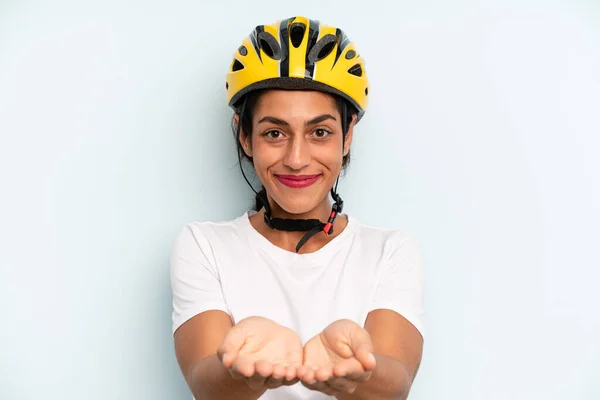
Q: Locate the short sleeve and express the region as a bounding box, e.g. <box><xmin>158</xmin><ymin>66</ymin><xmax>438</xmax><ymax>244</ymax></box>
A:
<box><xmin>370</xmin><ymin>231</ymin><xmax>425</xmax><ymax>340</ymax></box>
<box><xmin>170</xmin><ymin>224</ymin><xmax>229</xmax><ymax>334</ymax></box>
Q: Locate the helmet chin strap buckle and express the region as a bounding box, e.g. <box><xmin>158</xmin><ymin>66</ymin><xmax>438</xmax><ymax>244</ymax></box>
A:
<box><xmin>323</xmin><ymin>195</ymin><xmax>343</xmax><ymax>236</ymax></box>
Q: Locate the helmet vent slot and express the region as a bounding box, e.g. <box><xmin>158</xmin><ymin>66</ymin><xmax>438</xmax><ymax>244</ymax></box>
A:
<box><xmin>257</xmin><ymin>31</ymin><xmax>282</xmax><ymax>60</ymax></box>
<box><xmin>231</xmin><ymin>59</ymin><xmax>244</xmax><ymax>72</ymax></box>
<box><xmin>289</xmin><ymin>23</ymin><xmax>306</xmax><ymax>48</ymax></box>
<box><xmin>307</xmin><ymin>34</ymin><xmax>337</xmax><ymax>63</ymax></box>
<box><xmin>348</xmin><ymin>64</ymin><xmax>363</xmax><ymax>77</ymax></box>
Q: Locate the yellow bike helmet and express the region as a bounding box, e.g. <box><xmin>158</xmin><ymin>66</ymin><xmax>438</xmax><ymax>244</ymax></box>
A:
<box><xmin>225</xmin><ymin>16</ymin><xmax>369</xmax><ymax>121</ymax></box>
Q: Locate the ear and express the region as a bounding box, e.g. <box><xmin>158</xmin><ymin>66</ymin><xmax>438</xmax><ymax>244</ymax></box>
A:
<box><xmin>343</xmin><ymin>114</ymin><xmax>357</xmax><ymax>157</ymax></box>
<box><xmin>235</xmin><ymin>114</ymin><xmax>253</xmax><ymax>157</ymax></box>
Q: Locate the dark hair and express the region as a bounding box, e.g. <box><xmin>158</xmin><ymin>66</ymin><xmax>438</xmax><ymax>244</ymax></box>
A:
<box><xmin>232</xmin><ymin>89</ymin><xmax>357</xmax><ymax>211</ymax></box>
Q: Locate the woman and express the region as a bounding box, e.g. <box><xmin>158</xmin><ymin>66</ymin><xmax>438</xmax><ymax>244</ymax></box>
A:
<box><xmin>171</xmin><ymin>16</ymin><xmax>425</xmax><ymax>400</ymax></box>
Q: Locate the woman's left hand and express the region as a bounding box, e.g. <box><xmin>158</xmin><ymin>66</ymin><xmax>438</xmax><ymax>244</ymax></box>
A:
<box><xmin>297</xmin><ymin>319</ymin><xmax>377</xmax><ymax>396</ymax></box>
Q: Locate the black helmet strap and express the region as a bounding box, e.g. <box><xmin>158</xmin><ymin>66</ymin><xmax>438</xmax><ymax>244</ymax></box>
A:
<box><xmin>258</xmin><ymin>181</ymin><xmax>344</xmax><ymax>253</ymax></box>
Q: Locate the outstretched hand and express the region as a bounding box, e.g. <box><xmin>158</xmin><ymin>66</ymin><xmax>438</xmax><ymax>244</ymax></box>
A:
<box><xmin>297</xmin><ymin>319</ymin><xmax>377</xmax><ymax>395</ymax></box>
<box><xmin>217</xmin><ymin>316</ymin><xmax>303</xmax><ymax>390</ymax></box>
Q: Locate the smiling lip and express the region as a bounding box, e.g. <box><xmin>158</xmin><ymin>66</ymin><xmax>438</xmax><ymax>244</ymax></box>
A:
<box><xmin>275</xmin><ymin>174</ymin><xmax>321</xmax><ymax>188</ymax></box>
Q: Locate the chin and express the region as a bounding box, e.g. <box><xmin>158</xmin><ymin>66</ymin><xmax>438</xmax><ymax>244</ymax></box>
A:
<box><xmin>277</xmin><ymin>200</ymin><xmax>318</xmax><ymax>215</ymax></box>
<box><xmin>270</xmin><ymin>193</ymin><xmax>323</xmax><ymax>216</ymax></box>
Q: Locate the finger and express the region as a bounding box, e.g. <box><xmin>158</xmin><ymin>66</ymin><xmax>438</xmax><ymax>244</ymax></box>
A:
<box><xmin>231</xmin><ymin>357</ymin><xmax>255</xmax><ymax>378</ymax></box>
<box><xmin>296</xmin><ymin>365</ymin><xmax>309</xmax><ymax>381</ymax></box>
<box><xmin>245</xmin><ymin>360</ymin><xmax>273</xmax><ymax>390</ymax></box>
<box><xmin>264</xmin><ymin>363</ymin><xmax>298</xmax><ymax>389</ymax></box>
<box><xmin>333</xmin><ymin>357</ymin><xmax>365</xmax><ymax>377</ymax></box>
<box><xmin>348</xmin><ymin>332</ymin><xmax>376</xmax><ymax>370</ymax></box>
<box><xmin>285</xmin><ymin>365</ymin><xmax>298</xmax><ymax>382</ymax></box>
<box><xmin>220</xmin><ymin>352</ymin><xmax>234</xmax><ymax>368</ymax></box>
<box><xmin>340</xmin><ymin>368</ymin><xmax>372</xmax><ymax>383</ymax></box>
<box><xmin>332</xmin><ymin>359</ymin><xmax>373</xmax><ymax>384</ymax></box>
<box><xmin>217</xmin><ymin>328</ymin><xmax>246</xmax><ymax>368</ymax></box>
<box><xmin>300</xmin><ymin>367</ymin><xmax>317</xmax><ymax>384</ymax></box>
<box><xmin>356</xmin><ymin>369</ymin><xmax>373</xmax><ymax>382</ymax></box>
<box><xmin>271</xmin><ymin>364</ymin><xmax>287</xmax><ymax>380</ymax></box>
<box><xmin>283</xmin><ymin>377</ymin><xmax>299</xmax><ymax>386</ymax></box>
<box><xmin>254</xmin><ymin>360</ymin><xmax>274</xmax><ymax>378</ymax></box>
<box><xmin>314</xmin><ymin>366</ymin><xmax>334</xmax><ymax>382</ymax></box>
<box><xmin>296</xmin><ymin>365</ymin><xmax>305</xmax><ymax>380</ymax></box>
<box><xmin>296</xmin><ymin>365</ymin><xmax>315</xmax><ymax>383</ymax></box>
<box><xmin>228</xmin><ymin>367</ymin><xmax>246</xmax><ymax>381</ymax></box>
<box><xmin>354</xmin><ymin>346</ymin><xmax>377</xmax><ymax>371</ymax></box>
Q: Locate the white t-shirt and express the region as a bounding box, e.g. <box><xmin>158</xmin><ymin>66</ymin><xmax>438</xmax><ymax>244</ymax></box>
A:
<box><xmin>170</xmin><ymin>210</ymin><xmax>425</xmax><ymax>400</ymax></box>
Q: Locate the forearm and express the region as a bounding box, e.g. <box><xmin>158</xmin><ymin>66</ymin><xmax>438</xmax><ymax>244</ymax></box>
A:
<box><xmin>188</xmin><ymin>354</ymin><xmax>266</xmax><ymax>400</ymax></box>
<box><xmin>336</xmin><ymin>354</ymin><xmax>412</xmax><ymax>400</ymax></box>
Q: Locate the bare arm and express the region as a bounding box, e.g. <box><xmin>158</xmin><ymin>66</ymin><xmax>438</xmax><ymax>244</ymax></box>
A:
<box><xmin>336</xmin><ymin>309</ymin><xmax>423</xmax><ymax>400</ymax></box>
<box><xmin>174</xmin><ymin>310</ymin><xmax>267</xmax><ymax>400</ymax></box>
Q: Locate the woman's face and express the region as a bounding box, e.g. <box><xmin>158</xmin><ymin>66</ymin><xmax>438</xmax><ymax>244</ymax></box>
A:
<box><xmin>240</xmin><ymin>89</ymin><xmax>354</xmax><ymax>215</ymax></box>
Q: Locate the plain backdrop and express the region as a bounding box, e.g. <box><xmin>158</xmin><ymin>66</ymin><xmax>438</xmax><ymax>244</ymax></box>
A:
<box><xmin>1</xmin><ymin>0</ymin><xmax>599</xmax><ymax>399</ymax></box>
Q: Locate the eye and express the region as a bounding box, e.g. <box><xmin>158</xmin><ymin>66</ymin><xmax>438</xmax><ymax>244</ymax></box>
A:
<box><xmin>264</xmin><ymin>129</ymin><xmax>283</xmax><ymax>139</ymax></box>
<box><xmin>313</xmin><ymin>128</ymin><xmax>331</xmax><ymax>138</ymax></box>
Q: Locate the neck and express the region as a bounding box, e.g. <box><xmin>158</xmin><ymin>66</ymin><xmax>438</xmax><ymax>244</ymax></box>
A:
<box><xmin>250</xmin><ymin>194</ymin><xmax>347</xmax><ymax>254</ymax></box>
<box><xmin>266</xmin><ymin>197</ymin><xmax>333</xmax><ymax>223</ymax></box>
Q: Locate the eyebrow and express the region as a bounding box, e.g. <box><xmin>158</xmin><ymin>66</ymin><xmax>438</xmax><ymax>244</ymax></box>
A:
<box><xmin>257</xmin><ymin>114</ymin><xmax>337</xmax><ymax>127</ymax></box>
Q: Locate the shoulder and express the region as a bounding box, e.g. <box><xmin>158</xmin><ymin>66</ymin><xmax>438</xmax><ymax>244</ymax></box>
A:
<box><xmin>177</xmin><ymin>212</ymin><xmax>249</xmax><ymax>239</ymax></box>
<box><xmin>350</xmin><ymin>216</ymin><xmax>422</xmax><ymax>262</ymax></box>
<box><xmin>171</xmin><ymin>212</ymin><xmax>251</xmax><ymax>256</ymax></box>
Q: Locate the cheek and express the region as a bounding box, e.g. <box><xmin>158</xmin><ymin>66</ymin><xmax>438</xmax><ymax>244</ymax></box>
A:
<box><xmin>315</xmin><ymin>143</ymin><xmax>344</xmax><ymax>170</ymax></box>
<box><xmin>250</xmin><ymin>143</ymin><xmax>278</xmax><ymax>175</ymax></box>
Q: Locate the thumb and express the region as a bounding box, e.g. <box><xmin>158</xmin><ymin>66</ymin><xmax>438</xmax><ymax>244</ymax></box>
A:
<box><xmin>349</xmin><ymin>331</ymin><xmax>376</xmax><ymax>370</ymax></box>
<box><xmin>217</xmin><ymin>326</ymin><xmax>246</xmax><ymax>368</ymax></box>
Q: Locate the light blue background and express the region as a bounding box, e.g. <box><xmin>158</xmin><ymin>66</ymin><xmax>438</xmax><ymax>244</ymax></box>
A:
<box><xmin>1</xmin><ymin>1</ymin><xmax>599</xmax><ymax>399</ymax></box>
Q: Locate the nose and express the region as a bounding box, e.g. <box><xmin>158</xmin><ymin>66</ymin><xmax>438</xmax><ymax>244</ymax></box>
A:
<box><xmin>283</xmin><ymin>134</ymin><xmax>311</xmax><ymax>171</ymax></box>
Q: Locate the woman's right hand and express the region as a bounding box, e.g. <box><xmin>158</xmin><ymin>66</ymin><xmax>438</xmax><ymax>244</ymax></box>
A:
<box><xmin>217</xmin><ymin>316</ymin><xmax>303</xmax><ymax>390</ymax></box>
